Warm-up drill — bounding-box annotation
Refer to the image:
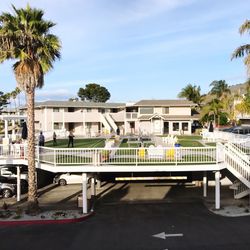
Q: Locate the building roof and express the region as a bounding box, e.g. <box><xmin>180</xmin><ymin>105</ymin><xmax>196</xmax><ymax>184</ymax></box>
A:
<box><xmin>138</xmin><ymin>114</ymin><xmax>199</xmax><ymax>121</ymax></box>
<box><xmin>134</xmin><ymin>99</ymin><xmax>194</xmax><ymax>107</ymax></box>
<box><xmin>21</xmin><ymin>101</ymin><xmax>126</xmax><ymax>109</ymax></box>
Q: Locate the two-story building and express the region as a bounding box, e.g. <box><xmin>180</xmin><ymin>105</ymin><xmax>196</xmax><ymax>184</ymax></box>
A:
<box><xmin>20</xmin><ymin>99</ymin><xmax>199</xmax><ymax>137</ymax></box>
<box><xmin>125</xmin><ymin>100</ymin><xmax>197</xmax><ymax>135</ymax></box>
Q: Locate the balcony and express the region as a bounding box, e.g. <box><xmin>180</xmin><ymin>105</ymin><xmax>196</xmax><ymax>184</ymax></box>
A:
<box><xmin>126</xmin><ymin>112</ymin><xmax>138</xmax><ymax>120</ymax></box>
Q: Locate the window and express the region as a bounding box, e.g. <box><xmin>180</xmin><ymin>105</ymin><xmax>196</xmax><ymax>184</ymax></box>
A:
<box><xmin>68</xmin><ymin>107</ymin><xmax>75</xmax><ymax>112</ymax></box>
<box><xmin>182</xmin><ymin>122</ymin><xmax>189</xmax><ymax>131</ymax></box>
<box><xmin>98</xmin><ymin>108</ymin><xmax>105</xmax><ymax>113</ymax></box>
<box><xmin>173</xmin><ymin>122</ymin><xmax>179</xmax><ymax>131</ymax></box>
<box><xmin>53</xmin><ymin>108</ymin><xmax>60</xmax><ymax>112</ymax></box>
<box><xmin>86</xmin><ymin>122</ymin><xmax>92</xmax><ymax>129</ymax></box>
<box><xmin>163</xmin><ymin>107</ymin><xmax>169</xmax><ymax>114</ymax></box>
<box><xmin>140</xmin><ymin>107</ymin><xmax>153</xmax><ymax>114</ymax></box>
<box><xmin>87</xmin><ymin>108</ymin><xmax>92</xmax><ymax>113</ymax></box>
<box><xmin>54</xmin><ymin>123</ymin><xmax>62</xmax><ymax>130</ymax></box>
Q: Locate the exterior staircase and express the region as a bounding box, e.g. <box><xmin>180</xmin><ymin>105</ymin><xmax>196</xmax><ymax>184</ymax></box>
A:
<box><xmin>224</xmin><ymin>142</ymin><xmax>250</xmax><ymax>199</ymax></box>
<box><xmin>100</xmin><ymin>114</ymin><xmax>111</xmax><ymax>133</ymax></box>
<box><xmin>230</xmin><ymin>181</ymin><xmax>250</xmax><ymax>199</ymax></box>
<box><xmin>105</xmin><ymin>113</ymin><xmax>117</xmax><ymax>132</ymax></box>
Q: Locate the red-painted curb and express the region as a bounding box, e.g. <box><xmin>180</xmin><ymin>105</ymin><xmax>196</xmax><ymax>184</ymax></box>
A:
<box><xmin>0</xmin><ymin>211</ymin><xmax>94</xmax><ymax>226</ymax></box>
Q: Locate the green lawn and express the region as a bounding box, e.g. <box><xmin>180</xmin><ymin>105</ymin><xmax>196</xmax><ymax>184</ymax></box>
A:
<box><xmin>45</xmin><ymin>138</ymin><xmax>105</xmax><ymax>148</ymax></box>
<box><xmin>177</xmin><ymin>135</ymin><xmax>202</xmax><ymax>140</ymax></box>
<box><xmin>178</xmin><ymin>140</ymin><xmax>204</xmax><ymax>147</ymax></box>
<box><xmin>205</xmin><ymin>142</ymin><xmax>216</xmax><ymax>147</ymax></box>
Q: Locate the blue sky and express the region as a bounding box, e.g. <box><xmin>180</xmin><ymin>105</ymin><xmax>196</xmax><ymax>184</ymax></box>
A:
<box><xmin>0</xmin><ymin>0</ymin><xmax>250</xmax><ymax>103</ymax></box>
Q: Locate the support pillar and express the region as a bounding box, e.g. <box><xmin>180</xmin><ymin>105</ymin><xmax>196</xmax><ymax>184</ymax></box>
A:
<box><xmin>82</xmin><ymin>173</ymin><xmax>88</xmax><ymax>214</ymax></box>
<box><xmin>4</xmin><ymin>119</ymin><xmax>8</xmax><ymax>139</ymax></box>
<box><xmin>17</xmin><ymin>166</ymin><xmax>21</xmax><ymax>202</ymax></box>
<box><xmin>91</xmin><ymin>176</ymin><xmax>96</xmax><ymax>197</ymax></box>
<box><xmin>12</xmin><ymin>120</ymin><xmax>15</xmax><ymax>139</ymax></box>
<box><xmin>203</xmin><ymin>171</ymin><xmax>208</xmax><ymax>197</ymax></box>
<box><xmin>215</xmin><ymin>171</ymin><xmax>220</xmax><ymax>209</ymax></box>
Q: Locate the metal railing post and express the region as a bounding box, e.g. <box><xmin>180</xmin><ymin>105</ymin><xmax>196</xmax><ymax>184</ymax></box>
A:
<box><xmin>54</xmin><ymin>148</ymin><xmax>56</xmax><ymax>166</ymax></box>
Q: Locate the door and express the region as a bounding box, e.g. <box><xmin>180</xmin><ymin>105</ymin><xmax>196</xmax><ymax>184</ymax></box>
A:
<box><xmin>152</xmin><ymin>119</ymin><xmax>161</xmax><ymax>134</ymax></box>
<box><xmin>164</xmin><ymin>122</ymin><xmax>169</xmax><ymax>134</ymax></box>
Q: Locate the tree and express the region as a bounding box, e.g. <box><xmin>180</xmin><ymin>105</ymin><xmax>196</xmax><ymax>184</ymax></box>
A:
<box><xmin>201</xmin><ymin>98</ymin><xmax>225</xmax><ymax>127</ymax></box>
<box><xmin>0</xmin><ymin>5</ymin><xmax>61</xmax><ymax>213</ymax></box>
<box><xmin>178</xmin><ymin>84</ymin><xmax>203</xmax><ymax>107</ymax></box>
<box><xmin>78</xmin><ymin>83</ymin><xmax>111</xmax><ymax>102</ymax></box>
<box><xmin>209</xmin><ymin>80</ymin><xmax>231</xmax><ymax>99</ymax></box>
<box><xmin>0</xmin><ymin>91</ymin><xmax>8</xmax><ymax>113</ymax></box>
<box><xmin>232</xmin><ymin>19</ymin><xmax>250</xmax><ymax>75</ymax></box>
<box><xmin>235</xmin><ymin>81</ymin><xmax>250</xmax><ymax>116</ymax></box>
<box><xmin>11</xmin><ymin>87</ymin><xmax>21</xmax><ymax>111</ymax></box>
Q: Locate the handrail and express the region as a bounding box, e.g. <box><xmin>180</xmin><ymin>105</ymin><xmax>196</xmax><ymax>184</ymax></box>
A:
<box><xmin>0</xmin><ymin>144</ymin><xmax>217</xmax><ymax>167</ymax></box>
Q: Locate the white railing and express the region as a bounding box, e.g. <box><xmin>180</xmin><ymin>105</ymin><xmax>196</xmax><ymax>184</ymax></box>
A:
<box><xmin>0</xmin><ymin>144</ymin><xmax>27</xmax><ymax>159</ymax></box>
<box><xmin>232</xmin><ymin>141</ymin><xmax>250</xmax><ymax>156</ymax></box>
<box><xmin>224</xmin><ymin>143</ymin><xmax>250</xmax><ymax>188</ymax></box>
<box><xmin>0</xmin><ymin>144</ymin><xmax>217</xmax><ymax>167</ymax></box>
<box><xmin>202</xmin><ymin>130</ymin><xmax>249</xmax><ymax>143</ymax></box>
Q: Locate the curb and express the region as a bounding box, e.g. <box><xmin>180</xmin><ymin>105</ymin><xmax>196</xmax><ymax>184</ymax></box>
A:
<box><xmin>0</xmin><ymin>211</ymin><xmax>94</xmax><ymax>226</ymax></box>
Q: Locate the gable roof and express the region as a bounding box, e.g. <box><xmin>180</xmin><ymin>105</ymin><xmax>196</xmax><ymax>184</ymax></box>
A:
<box><xmin>21</xmin><ymin>101</ymin><xmax>126</xmax><ymax>109</ymax></box>
<box><xmin>134</xmin><ymin>99</ymin><xmax>194</xmax><ymax>107</ymax></box>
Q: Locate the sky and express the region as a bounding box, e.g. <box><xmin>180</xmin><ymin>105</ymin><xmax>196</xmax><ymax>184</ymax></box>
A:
<box><xmin>0</xmin><ymin>0</ymin><xmax>250</xmax><ymax>103</ymax></box>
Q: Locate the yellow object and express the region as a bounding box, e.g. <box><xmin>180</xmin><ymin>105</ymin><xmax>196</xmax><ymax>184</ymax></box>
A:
<box><xmin>138</xmin><ymin>148</ymin><xmax>146</xmax><ymax>158</ymax></box>
<box><xmin>166</xmin><ymin>149</ymin><xmax>175</xmax><ymax>159</ymax></box>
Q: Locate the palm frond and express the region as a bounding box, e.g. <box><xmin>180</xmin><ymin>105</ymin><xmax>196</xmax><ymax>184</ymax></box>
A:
<box><xmin>239</xmin><ymin>19</ymin><xmax>250</xmax><ymax>35</ymax></box>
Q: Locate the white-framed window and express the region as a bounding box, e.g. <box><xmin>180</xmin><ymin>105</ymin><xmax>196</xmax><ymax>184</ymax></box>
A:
<box><xmin>140</xmin><ymin>107</ymin><xmax>153</xmax><ymax>114</ymax></box>
<box><xmin>173</xmin><ymin>122</ymin><xmax>179</xmax><ymax>131</ymax></box>
<box><xmin>163</xmin><ymin>107</ymin><xmax>169</xmax><ymax>114</ymax></box>
<box><xmin>53</xmin><ymin>108</ymin><xmax>60</xmax><ymax>112</ymax></box>
<box><xmin>182</xmin><ymin>122</ymin><xmax>189</xmax><ymax>131</ymax></box>
<box><xmin>54</xmin><ymin>123</ymin><xmax>62</xmax><ymax>130</ymax></box>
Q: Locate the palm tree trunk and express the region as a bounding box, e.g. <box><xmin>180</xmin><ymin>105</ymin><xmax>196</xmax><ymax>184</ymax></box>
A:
<box><xmin>26</xmin><ymin>90</ymin><xmax>39</xmax><ymax>213</ymax></box>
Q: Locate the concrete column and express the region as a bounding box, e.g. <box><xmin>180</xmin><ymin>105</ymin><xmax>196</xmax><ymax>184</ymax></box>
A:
<box><xmin>215</xmin><ymin>171</ymin><xmax>220</xmax><ymax>209</ymax></box>
<box><xmin>82</xmin><ymin>173</ymin><xmax>88</xmax><ymax>214</ymax></box>
<box><xmin>203</xmin><ymin>171</ymin><xmax>208</xmax><ymax>197</ymax></box>
<box><xmin>17</xmin><ymin>166</ymin><xmax>21</xmax><ymax>202</ymax></box>
<box><xmin>91</xmin><ymin>176</ymin><xmax>96</xmax><ymax>197</ymax></box>
<box><xmin>4</xmin><ymin>119</ymin><xmax>8</xmax><ymax>138</ymax></box>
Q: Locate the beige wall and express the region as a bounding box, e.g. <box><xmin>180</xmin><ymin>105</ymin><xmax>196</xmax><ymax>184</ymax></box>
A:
<box><xmin>169</xmin><ymin>107</ymin><xmax>190</xmax><ymax>116</ymax></box>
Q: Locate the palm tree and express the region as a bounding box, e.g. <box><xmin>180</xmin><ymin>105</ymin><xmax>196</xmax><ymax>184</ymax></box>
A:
<box><xmin>201</xmin><ymin>98</ymin><xmax>225</xmax><ymax>127</ymax></box>
<box><xmin>0</xmin><ymin>5</ymin><xmax>61</xmax><ymax>213</ymax></box>
<box><xmin>209</xmin><ymin>80</ymin><xmax>231</xmax><ymax>99</ymax></box>
<box><xmin>11</xmin><ymin>87</ymin><xmax>21</xmax><ymax>112</ymax></box>
<box><xmin>232</xmin><ymin>19</ymin><xmax>250</xmax><ymax>75</ymax></box>
<box><xmin>178</xmin><ymin>84</ymin><xmax>203</xmax><ymax>107</ymax></box>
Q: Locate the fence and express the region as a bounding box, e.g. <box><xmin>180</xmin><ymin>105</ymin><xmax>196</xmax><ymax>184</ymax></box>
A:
<box><xmin>0</xmin><ymin>144</ymin><xmax>217</xmax><ymax>167</ymax></box>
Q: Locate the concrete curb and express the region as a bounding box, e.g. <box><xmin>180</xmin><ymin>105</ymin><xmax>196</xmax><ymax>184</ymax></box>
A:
<box><xmin>0</xmin><ymin>211</ymin><xmax>94</xmax><ymax>226</ymax></box>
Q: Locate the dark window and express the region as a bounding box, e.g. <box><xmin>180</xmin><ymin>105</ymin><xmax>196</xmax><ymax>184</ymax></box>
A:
<box><xmin>173</xmin><ymin>123</ymin><xmax>179</xmax><ymax>131</ymax></box>
<box><xmin>182</xmin><ymin>122</ymin><xmax>188</xmax><ymax>131</ymax></box>
<box><xmin>68</xmin><ymin>107</ymin><xmax>75</xmax><ymax>112</ymax></box>
<box><xmin>140</xmin><ymin>107</ymin><xmax>153</xmax><ymax>114</ymax></box>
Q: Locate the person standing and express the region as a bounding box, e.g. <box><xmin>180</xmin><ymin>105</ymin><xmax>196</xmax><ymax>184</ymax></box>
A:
<box><xmin>38</xmin><ymin>131</ymin><xmax>45</xmax><ymax>146</ymax></box>
<box><xmin>53</xmin><ymin>132</ymin><xmax>57</xmax><ymax>146</ymax></box>
<box><xmin>68</xmin><ymin>131</ymin><xmax>74</xmax><ymax>147</ymax></box>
